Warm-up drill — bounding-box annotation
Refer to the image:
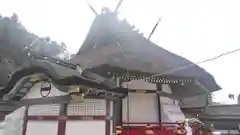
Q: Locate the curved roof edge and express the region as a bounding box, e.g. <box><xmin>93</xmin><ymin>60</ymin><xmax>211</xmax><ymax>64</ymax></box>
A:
<box><xmin>71</xmin><ymin>9</ymin><xmax>221</xmax><ymax>95</ymax></box>
<box><xmin>0</xmin><ymin>60</ymin><xmax>128</xmax><ymax>101</ymax></box>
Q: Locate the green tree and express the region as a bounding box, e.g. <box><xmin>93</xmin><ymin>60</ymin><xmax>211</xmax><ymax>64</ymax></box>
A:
<box><xmin>0</xmin><ymin>13</ymin><xmax>69</xmax><ymax>65</ymax></box>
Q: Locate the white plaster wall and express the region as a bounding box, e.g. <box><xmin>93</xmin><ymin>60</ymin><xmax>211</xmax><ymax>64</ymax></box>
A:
<box><xmin>65</xmin><ymin>121</ymin><xmax>105</xmax><ymax>135</ymax></box>
<box><xmin>3</xmin><ymin>107</ymin><xmax>25</xmax><ymax>135</ymax></box>
<box><xmin>122</xmin><ymin>93</ymin><xmax>159</xmax><ymax>123</ymax></box>
<box><xmin>122</xmin><ymin>81</ymin><xmax>186</xmax><ymax>124</ymax></box>
<box><xmin>161</xmin><ymin>104</ymin><xmax>185</xmax><ymax>122</ymax></box>
<box><xmin>23</xmin><ymin>82</ymin><xmax>67</xmax><ymax>99</ymax></box>
<box><xmin>122</xmin><ymin>80</ymin><xmax>158</xmax><ymax>123</ymax></box>
<box><xmin>4</xmin><ymin>82</ymin><xmax>111</xmax><ymax>135</ymax></box>
<box><xmin>0</xmin><ymin>122</ymin><xmax>5</xmax><ymax>135</ymax></box>
<box><xmin>26</xmin><ymin>121</ymin><xmax>58</xmax><ymax>135</ymax></box>
<box><xmin>0</xmin><ymin>129</ymin><xmax>3</xmax><ymax>135</ymax></box>
<box><xmin>23</xmin><ymin>82</ymin><xmax>64</xmax><ymax>116</ymax></box>
<box><xmin>160</xmin><ymin>84</ymin><xmax>192</xmax><ymax>135</ymax></box>
<box><xmin>122</xmin><ymin>92</ymin><xmax>187</xmax><ymax>124</ymax></box>
<box><xmin>160</xmin><ymin>84</ymin><xmax>178</xmax><ymax>104</ymax></box>
<box><xmin>66</xmin><ymin>100</ymin><xmax>111</xmax><ymax>135</ymax></box>
<box><xmin>160</xmin><ymin>84</ymin><xmax>185</xmax><ymax>122</ymax></box>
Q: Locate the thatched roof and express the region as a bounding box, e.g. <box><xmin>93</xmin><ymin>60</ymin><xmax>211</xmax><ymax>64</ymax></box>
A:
<box><xmin>0</xmin><ymin>9</ymin><xmax>220</xmax><ymax>100</ymax></box>
<box><xmin>71</xmin><ymin>9</ymin><xmax>220</xmax><ymax>96</ymax></box>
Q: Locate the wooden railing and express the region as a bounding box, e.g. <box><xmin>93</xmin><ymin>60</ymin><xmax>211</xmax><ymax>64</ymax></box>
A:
<box><xmin>114</xmin><ymin>122</ymin><xmax>187</xmax><ymax>135</ymax></box>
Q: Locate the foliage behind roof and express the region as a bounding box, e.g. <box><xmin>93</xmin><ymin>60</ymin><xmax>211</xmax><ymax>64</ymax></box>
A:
<box><xmin>0</xmin><ymin>63</ymin><xmax>11</xmax><ymax>87</ymax></box>
<box><xmin>0</xmin><ymin>13</ymin><xmax>69</xmax><ymax>66</ymax></box>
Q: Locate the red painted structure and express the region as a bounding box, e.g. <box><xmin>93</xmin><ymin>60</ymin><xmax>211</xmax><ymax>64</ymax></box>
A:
<box><xmin>21</xmin><ymin>101</ymin><xmax>111</xmax><ymax>135</ymax></box>
<box><xmin>117</xmin><ymin>122</ymin><xmax>187</xmax><ymax>135</ymax></box>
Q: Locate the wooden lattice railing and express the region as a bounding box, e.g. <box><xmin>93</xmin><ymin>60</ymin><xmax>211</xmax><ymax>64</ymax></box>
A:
<box><xmin>114</xmin><ymin>122</ymin><xmax>187</xmax><ymax>135</ymax></box>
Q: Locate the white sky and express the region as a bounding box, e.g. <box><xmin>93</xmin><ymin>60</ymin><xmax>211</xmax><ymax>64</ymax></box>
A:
<box><xmin>0</xmin><ymin>0</ymin><xmax>240</xmax><ymax>104</ymax></box>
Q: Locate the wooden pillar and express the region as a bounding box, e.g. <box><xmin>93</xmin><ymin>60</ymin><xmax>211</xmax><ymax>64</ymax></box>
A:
<box><xmin>113</xmin><ymin>98</ymin><xmax>122</xmax><ymax>130</ymax></box>
<box><xmin>105</xmin><ymin>99</ymin><xmax>111</xmax><ymax>135</ymax></box>
<box><xmin>119</xmin><ymin>98</ymin><xmax>123</xmax><ymax>126</ymax></box>
<box><xmin>116</xmin><ymin>77</ymin><xmax>123</xmax><ymax>126</ymax></box>
<box><xmin>22</xmin><ymin>105</ymin><xmax>29</xmax><ymax>135</ymax></box>
<box><xmin>0</xmin><ymin>112</ymin><xmax>6</xmax><ymax>121</ymax></box>
<box><xmin>57</xmin><ymin>104</ymin><xmax>67</xmax><ymax>135</ymax></box>
<box><xmin>112</xmin><ymin>100</ymin><xmax>117</xmax><ymax>132</ymax></box>
<box><xmin>237</xmin><ymin>123</ymin><xmax>240</xmax><ymax>133</ymax></box>
<box><xmin>157</xmin><ymin>84</ymin><xmax>162</xmax><ymax>123</ymax></box>
<box><xmin>156</xmin><ymin>92</ymin><xmax>161</xmax><ymax>123</ymax></box>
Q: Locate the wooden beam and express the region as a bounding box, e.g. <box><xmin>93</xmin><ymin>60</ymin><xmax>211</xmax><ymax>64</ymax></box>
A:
<box><xmin>113</xmin><ymin>98</ymin><xmax>122</xmax><ymax>132</ymax></box>
<box><xmin>105</xmin><ymin>99</ymin><xmax>111</xmax><ymax>135</ymax></box>
<box><xmin>112</xmin><ymin>100</ymin><xmax>117</xmax><ymax>132</ymax></box>
<box><xmin>127</xmin><ymin>89</ymin><xmax>176</xmax><ymax>99</ymax></box>
<box><xmin>9</xmin><ymin>94</ymin><xmax>119</xmax><ymax>108</ymax></box>
<box><xmin>22</xmin><ymin>105</ymin><xmax>29</xmax><ymax>135</ymax></box>
<box><xmin>57</xmin><ymin>104</ymin><xmax>67</xmax><ymax>135</ymax></box>
<box><xmin>27</xmin><ymin>115</ymin><xmax>108</xmax><ymax>121</ymax></box>
<box><xmin>156</xmin><ymin>92</ymin><xmax>161</xmax><ymax>123</ymax></box>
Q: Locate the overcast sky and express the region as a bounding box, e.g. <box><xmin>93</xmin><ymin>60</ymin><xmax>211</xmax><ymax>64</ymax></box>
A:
<box><xmin>0</xmin><ymin>0</ymin><xmax>240</xmax><ymax>104</ymax></box>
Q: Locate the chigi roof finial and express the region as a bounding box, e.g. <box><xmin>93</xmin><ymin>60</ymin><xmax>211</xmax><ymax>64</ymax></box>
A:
<box><xmin>87</xmin><ymin>0</ymin><xmax>98</xmax><ymax>16</ymax></box>
<box><xmin>114</xmin><ymin>0</ymin><xmax>123</xmax><ymax>13</ymax></box>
